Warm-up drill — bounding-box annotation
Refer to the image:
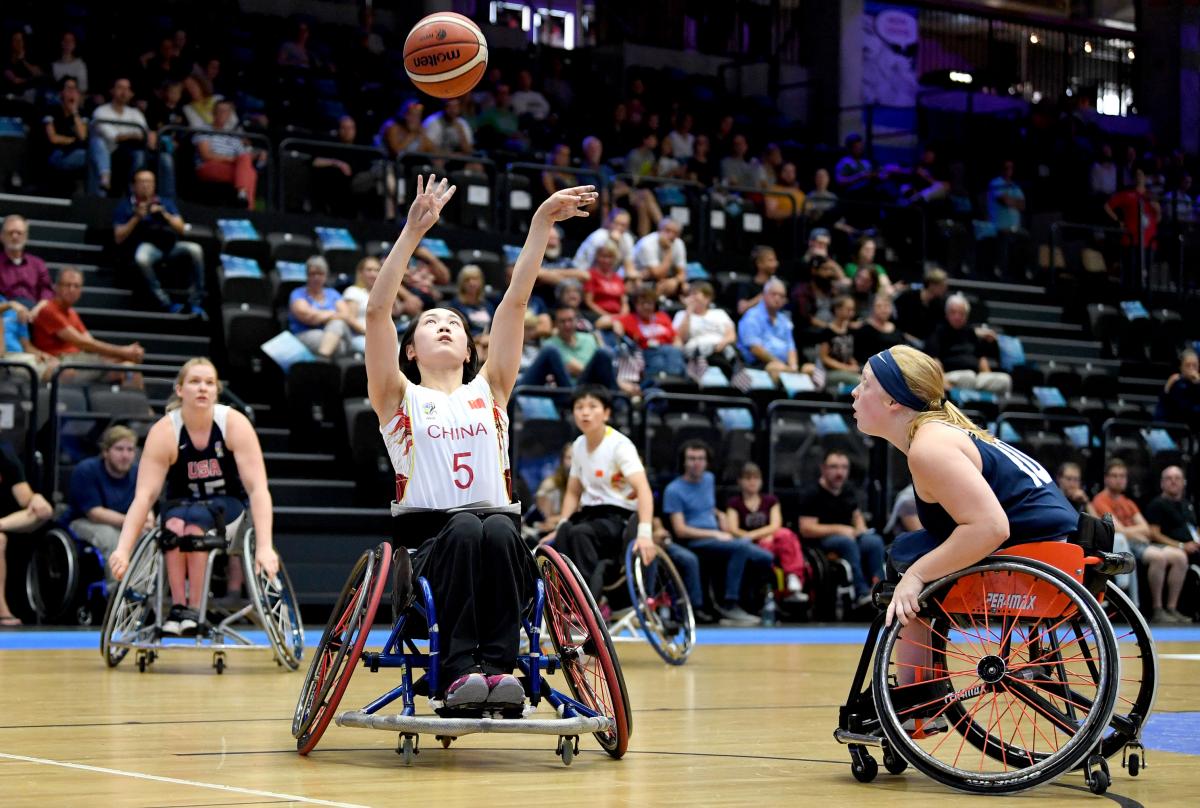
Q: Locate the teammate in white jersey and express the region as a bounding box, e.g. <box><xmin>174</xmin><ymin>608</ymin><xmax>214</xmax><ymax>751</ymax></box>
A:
<box><xmin>540</xmin><ymin>385</ymin><xmax>656</xmax><ymax>600</ymax></box>
<box><xmin>366</xmin><ymin>174</ymin><xmax>598</xmax><ymax>710</ymax></box>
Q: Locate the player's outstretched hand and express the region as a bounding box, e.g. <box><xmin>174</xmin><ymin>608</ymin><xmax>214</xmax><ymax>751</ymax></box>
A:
<box><xmin>536</xmin><ymin>185</ymin><xmax>599</xmax><ymax>223</ymax></box>
<box><xmin>403</xmin><ymin>174</ymin><xmax>456</xmax><ymax>236</ymax></box>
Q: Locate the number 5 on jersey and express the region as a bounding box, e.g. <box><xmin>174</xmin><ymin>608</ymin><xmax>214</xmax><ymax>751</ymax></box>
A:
<box><xmin>452</xmin><ymin>451</ymin><xmax>474</xmax><ymax>490</ymax></box>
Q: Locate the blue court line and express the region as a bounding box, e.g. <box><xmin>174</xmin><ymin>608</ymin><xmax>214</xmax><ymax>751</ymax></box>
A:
<box><xmin>5</xmin><ymin>625</ymin><xmax>1200</xmax><ymax>652</ymax></box>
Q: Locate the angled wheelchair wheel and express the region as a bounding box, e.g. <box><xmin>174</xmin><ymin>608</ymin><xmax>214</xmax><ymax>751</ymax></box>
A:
<box><xmin>100</xmin><ymin>531</ymin><xmax>161</xmax><ymax>668</ymax></box>
<box><xmin>536</xmin><ymin>544</ymin><xmax>631</xmax><ymax>758</ymax></box>
<box><xmin>872</xmin><ymin>558</ymin><xmax>1119</xmax><ymax>795</ymax></box>
<box><xmin>243</xmin><ymin>528</ymin><xmax>305</xmax><ymax>671</ymax></box>
<box><xmin>293</xmin><ymin>542</ymin><xmax>389</xmax><ymax>754</ymax></box>
<box><xmin>1095</xmin><ymin>581</ymin><xmax>1156</xmax><ymax>761</ymax></box>
<box><xmin>626</xmin><ymin>542</ymin><xmax>695</xmax><ymax>665</ymax></box>
<box><xmin>26</xmin><ymin>527</ymin><xmax>79</xmax><ymax>623</ymax></box>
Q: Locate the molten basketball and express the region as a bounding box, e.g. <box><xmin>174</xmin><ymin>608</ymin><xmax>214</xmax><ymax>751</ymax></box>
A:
<box><xmin>403</xmin><ymin>12</ymin><xmax>488</xmax><ymax>100</ymax></box>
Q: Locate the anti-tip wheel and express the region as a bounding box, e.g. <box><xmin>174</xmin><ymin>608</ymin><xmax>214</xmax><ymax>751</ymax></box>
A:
<box><xmin>1087</xmin><ymin>756</ymin><xmax>1111</xmax><ymax>795</ymax></box>
<box><xmin>558</xmin><ymin>736</ymin><xmax>574</xmax><ymax>767</ymax></box>
<box><xmin>850</xmin><ymin>746</ymin><xmax>878</xmax><ymax>783</ymax></box>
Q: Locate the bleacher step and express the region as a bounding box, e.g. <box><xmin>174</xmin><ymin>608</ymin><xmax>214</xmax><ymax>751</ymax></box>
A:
<box><xmin>26</xmin><ymin>219</ymin><xmax>88</xmax><ymax>244</ymax></box>
<box><xmin>0</xmin><ymin>192</ymin><xmax>73</xmax><ymax>221</ymax></box>
<box><xmin>257</xmin><ymin>427</ymin><xmax>291</xmax><ymax>452</ymax></box>
<box><xmin>76</xmin><ymin>307</ymin><xmax>207</xmax><ymax>336</ymax></box>
<box><xmin>91</xmin><ymin>330</ymin><xmax>209</xmax><ymax>358</ymax></box>
<box><xmin>25</xmin><ymin>239</ymin><xmax>103</xmax><ymax>264</ymax></box>
<box><xmin>990</xmin><ymin>317</ymin><xmax>1084</xmax><ymax>339</ymax></box>
<box><xmin>986</xmin><ymin>301</ymin><xmax>1067</xmax><ymax>324</ymax></box>
<box><xmin>264</xmin><ymin>452</ymin><xmax>338</xmax><ymax>478</ymax></box>
<box><xmin>1018</xmin><ymin>336</ymin><xmax>1103</xmax><ymax>360</ymax></box>
<box><xmin>270</xmin><ymin>478</ymin><xmax>356</xmax><ymax>508</ymax></box>
<box><xmin>949</xmin><ymin>277</ymin><xmax>1051</xmax><ymax>306</ymax></box>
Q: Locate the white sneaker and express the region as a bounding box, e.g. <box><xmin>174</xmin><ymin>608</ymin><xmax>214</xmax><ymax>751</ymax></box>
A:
<box><xmin>786</xmin><ymin>573</ymin><xmax>803</xmax><ymax>593</ymax></box>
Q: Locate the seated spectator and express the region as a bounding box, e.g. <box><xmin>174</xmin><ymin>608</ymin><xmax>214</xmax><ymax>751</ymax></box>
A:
<box><xmin>1157</xmin><ymin>349</ymin><xmax>1200</xmax><ymax>431</ymax></box>
<box><xmin>853</xmin><ymin>294</ymin><xmax>904</xmax><ymax>365</ymax></box>
<box><xmin>50</xmin><ymin>30</ymin><xmax>88</xmax><ymax>94</ymax></box>
<box><xmin>194</xmin><ymin>100</ymin><xmax>260</xmax><ymax>209</ymax></box>
<box><xmin>511</xmin><ymin>69</ymin><xmax>550</xmax><ymax>121</ymax></box>
<box><xmin>804</xmin><ymin>167</ymin><xmax>839</xmax><ymax>223</ymax></box>
<box><xmin>553</xmin><ymin>279</ymin><xmax>593</xmax><ymax>326</ymax></box>
<box><xmin>734</xmin><ymin>245</ymin><xmax>779</xmax><ymax>315</ymax></box>
<box><xmin>519</xmin><ymin>305</ymin><xmax>616</xmax><ymax>389</ymax></box>
<box><xmin>534</xmin><ymin>226</ymin><xmax>586</xmax><ymax>284</ymax></box>
<box><xmin>32</xmin><ymin>267</ymin><xmax>145</xmax><ymax>384</ymax></box>
<box><xmin>615</xmin><ymin>286</ymin><xmax>687</xmax><ymax>384</ymax></box>
<box><xmin>0</xmin><ymin>215</ymin><xmax>53</xmax><ymax>313</ymax></box>
<box><xmin>88</xmin><ymin>77</ymin><xmax>154</xmax><ymax>197</ymax></box>
<box><xmin>182</xmin><ymin>72</ymin><xmax>221</xmax><ymax>128</ymax></box>
<box><xmin>422</xmin><ymin>97</ymin><xmax>473</xmax><ymax>156</ymax></box>
<box><xmin>797</xmin><ymin>450</ymin><xmax>885</xmax><ymax>606</ymax></box>
<box><xmin>578</xmin><ymin>135</ymin><xmax>616</xmax><ymax>216</ymax></box>
<box><xmin>632</xmin><ymin>217</ymin><xmax>687</xmax><ymax>300</ymax></box>
<box><xmin>720</xmin><ymin>133</ymin><xmax>765</xmax><ymax>189</ymax></box>
<box><xmin>654</xmin><ymin>134</ymin><xmax>685</xmax><ymax>180</ymax></box>
<box><xmin>43</xmin><ymin>77</ymin><xmax>88</xmax><ymax>180</ymax></box>
<box><xmin>673</xmin><ymin>281</ymin><xmax>737</xmax><ymax>377</ymax></box>
<box><xmin>926</xmin><ymin>294</ymin><xmax>1011</xmax><ymax>394</ymax></box>
<box><xmin>402</xmin><ymin>244</ymin><xmax>451</xmax><ymax>310</ymax></box>
<box><xmin>377</xmin><ymin>99</ymin><xmax>433</xmax><ymax>157</ymax></box>
<box><xmin>277</xmin><ymin>19</ymin><xmax>315</xmax><ymax>69</ymax></box>
<box><xmin>475</xmin><ymin>83</ymin><xmax>525</xmax><ymax>152</ymax></box>
<box><xmin>68</xmin><ymin>426</ymin><xmax>153</xmax><ymax>588</ymax></box>
<box><xmin>900</xmin><ymin>146</ymin><xmax>950</xmax><ymax>206</ymax></box>
<box><xmin>818</xmin><ymin>295</ymin><xmax>861</xmax><ymax>389</ymax></box>
<box><xmin>451</xmin><ymin>264</ymin><xmax>495</xmax><ymax>340</ymax></box>
<box><xmin>541</xmin><ymin>143</ymin><xmax>575</xmax><ymax>198</ymax></box>
<box><xmin>765</xmin><ymin>161</ymin><xmax>805</xmax><ymax>221</ymax></box>
<box><xmin>1091</xmin><ymin>460</ymin><xmax>1162</xmax><ymax>608</ymax></box>
<box><xmin>665</xmin><ymin>441</ymin><xmax>772</xmax><ymax>624</ymax></box>
<box><xmin>624</xmin><ymin>128</ymin><xmax>658</xmax><ymax>178</ymax></box>
<box><xmin>1089</xmin><ymin>143</ymin><xmax>1117</xmax><ymax>201</ymax></box>
<box><xmin>573</xmin><ymin>208</ymin><xmax>637</xmax><ymax>279</ymax></box>
<box><xmin>1056</xmin><ymin>462</ymin><xmax>1098</xmax><ymax>515</ymax></box>
<box><xmin>986</xmin><ymin>158</ymin><xmax>1026</xmax><ymax>233</ymax></box>
<box><xmin>534</xmin><ymin>442</ymin><xmax>573</xmax><ymax>534</ymax></box>
<box><xmin>0</xmin><ymin>440</ymin><xmax>53</xmax><ymax>626</ymax></box>
<box><xmin>342</xmin><ymin>256</ymin><xmax>418</xmax><ymax>354</ymax></box>
<box><xmin>884</xmin><ymin>484</ymin><xmax>921</xmax><ymax>538</ymax></box>
<box><xmin>849</xmin><ymin>262</ymin><xmax>880</xmax><ymax>317</ymax></box>
<box><xmin>791</xmin><ymin>263</ymin><xmax>837</xmax><ymax>334</ymax></box>
<box><xmin>0</xmin><ymin>294</ymin><xmax>58</xmax><ymax>381</ymax></box>
<box><xmin>893</xmin><ymin>266</ymin><xmax>948</xmax><ymax>345</ymax></box>
<box><xmin>737</xmin><ymin>278</ymin><xmax>799</xmax><ymax>383</ymax></box>
<box><xmin>1162</xmin><ymin>174</ymin><xmax>1195</xmax><ymax>224</ymax></box>
<box><xmin>844</xmin><ymin>236</ymin><xmax>894</xmax><ymax>296</ymax></box>
<box><xmin>583</xmin><ymin>242</ymin><xmax>629</xmax><ymax>318</ymax></box>
<box><xmin>725</xmin><ymin>461</ymin><xmax>807</xmax><ymax>603</ymax></box>
<box><xmin>665</xmin><ymin>112</ymin><xmax>695</xmax><ymax>161</ymax></box>
<box><xmin>2</xmin><ymin>31</ymin><xmax>43</xmax><ymax>105</ymax></box>
<box><xmin>801</xmin><ymin>228</ymin><xmax>845</xmax><ymax>280</ymax></box>
<box><xmin>287</xmin><ymin>256</ymin><xmax>352</xmax><ymax>358</ymax></box>
<box><xmin>685</xmin><ymin>133</ymin><xmax>717</xmax><ymax>188</ymax></box>
<box><xmin>312</xmin><ymin>115</ymin><xmax>387</xmax><ymax>219</ymax></box>
<box><xmin>112</xmin><ymin>169</ymin><xmax>205</xmax><ymax>315</ymax></box>
<box><xmin>1145</xmin><ymin>465</ymin><xmax>1200</xmax><ymax>570</ymax></box>
<box><xmin>139</xmin><ymin>35</ymin><xmax>187</xmax><ymax>97</ymax></box>
<box><xmin>145</xmin><ymin>79</ymin><xmax>187</xmax><ymax>134</ymax></box>
<box><xmin>834</xmin><ymin>133</ymin><xmax>879</xmax><ymax>201</ymax></box>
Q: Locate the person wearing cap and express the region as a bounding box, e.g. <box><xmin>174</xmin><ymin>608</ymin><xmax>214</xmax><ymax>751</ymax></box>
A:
<box><xmin>802</xmin><ymin>227</ymin><xmax>846</xmax><ymax>282</ymax></box>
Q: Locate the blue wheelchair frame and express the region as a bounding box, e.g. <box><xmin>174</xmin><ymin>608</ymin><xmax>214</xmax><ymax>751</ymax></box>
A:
<box><xmin>354</xmin><ymin>575</ymin><xmax>608</xmax><ymax>726</ymax></box>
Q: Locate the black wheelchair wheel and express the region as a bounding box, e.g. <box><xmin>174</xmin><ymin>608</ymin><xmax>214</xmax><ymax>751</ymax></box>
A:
<box><xmin>1095</xmin><ymin>582</ymin><xmax>1156</xmax><ymax>760</ymax></box>
<box><xmin>625</xmin><ymin>542</ymin><xmax>695</xmax><ymax>665</ymax></box>
<box><xmin>100</xmin><ymin>531</ymin><xmax>161</xmax><ymax>668</ymax></box>
<box><xmin>243</xmin><ymin>528</ymin><xmax>305</xmax><ymax>671</ymax></box>
<box><xmin>872</xmin><ymin>558</ymin><xmax>1120</xmax><ymax>795</ymax></box>
<box><xmin>536</xmin><ymin>544</ymin><xmax>631</xmax><ymax>758</ymax></box>
<box><xmin>293</xmin><ymin>542</ymin><xmax>390</xmax><ymax>754</ymax></box>
<box><xmin>26</xmin><ymin>528</ymin><xmax>79</xmax><ymax>623</ymax></box>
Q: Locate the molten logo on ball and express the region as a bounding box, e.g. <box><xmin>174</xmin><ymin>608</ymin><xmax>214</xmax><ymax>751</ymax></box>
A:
<box><xmin>410</xmin><ymin>50</ymin><xmax>461</xmax><ymax>69</ymax></box>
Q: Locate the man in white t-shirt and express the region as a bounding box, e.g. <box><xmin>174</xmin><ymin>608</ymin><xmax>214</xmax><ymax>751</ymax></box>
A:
<box><xmin>633</xmin><ymin>217</ymin><xmax>687</xmax><ymax>300</ymax></box>
<box><xmin>541</xmin><ymin>385</ymin><xmax>656</xmax><ymax>599</ymax></box>
<box><xmin>422</xmin><ymin>98</ymin><xmax>474</xmax><ymax>156</ymax></box>
<box><xmin>88</xmin><ymin>77</ymin><xmax>153</xmax><ymax>196</ymax></box>
<box><xmin>672</xmin><ymin>281</ymin><xmax>737</xmax><ymax>376</ymax></box>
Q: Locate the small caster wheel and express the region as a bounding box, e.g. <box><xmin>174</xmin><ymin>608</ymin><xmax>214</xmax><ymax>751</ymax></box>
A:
<box><xmin>438</xmin><ymin>736</ymin><xmax>453</xmax><ymax>749</ymax></box>
<box><xmin>1128</xmin><ymin>753</ymin><xmax>1140</xmax><ymax>777</ymax></box>
<box><xmin>213</xmin><ymin>654</ymin><xmax>226</xmax><ymax>674</ymax></box>
<box><xmin>849</xmin><ymin>744</ymin><xmax>878</xmax><ymax>783</ymax></box>
<box><xmin>76</xmin><ymin>605</ymin><xmax>94</xmax><ymax>626</ymax></box>
<box><xmin>136</xmin><ymin>652</ymin><xmax>147</xmax><ymax>673</ymax></box>
<box><xmin>1086</xmin><ymin>755</ymin><xmax>1110</xmax><ymax>795</ymax></box>
<box><xmin>399</xmin><ymin>735</ymin><xmax>418</xmax><ymax>765</ymax></box>
<box><xmin>557</xmin><ymin>737</ymin><xmax>574</xmax><ymax>766</ymax></box>
<box><xmin>883</xmin><ymin>748</ymin><xmax>907</xmax><ymax>775</ymax></box>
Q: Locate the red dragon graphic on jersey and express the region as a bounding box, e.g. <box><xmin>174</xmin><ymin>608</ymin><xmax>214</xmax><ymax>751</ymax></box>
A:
<box><xmin>389</xmin><ymin>404</ymin><xmax>413</xmax><ymax>458</ymax></box>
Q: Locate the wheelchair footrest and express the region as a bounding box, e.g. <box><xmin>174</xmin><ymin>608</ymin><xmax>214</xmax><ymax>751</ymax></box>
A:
<box><xmin>335</xmin><ymin>710</ymin><xmax>613</xmax><ymax>737</ymax></box>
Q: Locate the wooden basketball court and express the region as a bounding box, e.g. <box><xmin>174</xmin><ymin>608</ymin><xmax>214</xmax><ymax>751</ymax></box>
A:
<box><xmin>1</xmin><ymin>630</ymin><xmax>1196</xmax><ymax>807</ymax></box>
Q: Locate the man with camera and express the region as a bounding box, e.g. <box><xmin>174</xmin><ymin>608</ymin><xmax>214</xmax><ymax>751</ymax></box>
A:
<box><xmin>112</xmin><ymin>169</ymin><xmax>206</xmax><ymax>316</ymax></box>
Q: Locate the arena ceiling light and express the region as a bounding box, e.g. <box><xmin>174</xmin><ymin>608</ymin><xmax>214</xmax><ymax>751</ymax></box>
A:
<box><xmin>949</xmin><ymin>71</ymin><xmax>973</xmax><ymax>84</ymax></box>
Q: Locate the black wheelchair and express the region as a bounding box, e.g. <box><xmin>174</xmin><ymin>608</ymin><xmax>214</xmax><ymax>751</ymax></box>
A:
<box><xmin>99</xmin><ymin>516</ymin><xmax>303</xmax><ymax>674</ymax></box>
<box><xmin>292</xmin><ymin>540</ymin><xmax>631</xmax><ymax>766</ymax></box>
<box><xmin>25</xmin><ymin>525</ymin><xmax>110</xmax><ymax>626</ymax></box>
<box><xmin>834</xmin><ymin>520</ymin><xmax>1156</xmax><ymax>796</ymax></box>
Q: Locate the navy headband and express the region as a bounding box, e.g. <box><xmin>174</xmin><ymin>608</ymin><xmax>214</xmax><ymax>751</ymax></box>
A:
<box><xmin>868</xmin><ymin>350</ymin><xmax>928</xmax><ymax>411</ymax></box>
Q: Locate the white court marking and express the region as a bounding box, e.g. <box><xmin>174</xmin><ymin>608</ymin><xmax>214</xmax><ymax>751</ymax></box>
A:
<box><xmin>1159</xmin><ymin>653</ymin><xmax>1200</xmax><ymax>661</ymax></box>
<box><xmin>0</xmin><ymin>751</ymin><xmax>369</xmax><ymax>808</ymax></box>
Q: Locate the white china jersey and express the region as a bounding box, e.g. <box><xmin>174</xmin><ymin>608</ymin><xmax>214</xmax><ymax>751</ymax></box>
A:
<box><xmin>570</xmin><ymin>426</ymin><xmax>644</xmax><ymax>510</ymax></box>
<box><xmin>381</xmin><ymin>375</ymin><xmax>512</xmax><ymax>509</ymax></box>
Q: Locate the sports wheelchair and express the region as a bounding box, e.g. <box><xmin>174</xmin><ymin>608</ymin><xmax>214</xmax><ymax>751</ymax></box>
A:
<box><xmin>99</xmin><ymin>516</ymin><xmax>304</xmax><ymax>674</ymax></box>
<box><xmin>834</xmin><ymin>519</ymin><xmax>1156</xmax><ymax>796</ymax></box>
<box><xmin>26</xmin><ymin>525</ymin><xmax>111</xmax><ymax>626</ymax></box>
<box><xmin>292</xmin><ymin>541</ymin><xmax>631</xmax><ymax>766</ymax></box>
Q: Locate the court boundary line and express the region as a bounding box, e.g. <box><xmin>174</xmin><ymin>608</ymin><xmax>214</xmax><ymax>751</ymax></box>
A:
<box><xmin>0</xmin><ymin>751</ymin><xmax>370</xmax><ymax>808</ymax></box>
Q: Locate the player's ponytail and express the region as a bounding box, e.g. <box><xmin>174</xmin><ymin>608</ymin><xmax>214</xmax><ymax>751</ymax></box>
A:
<box><xmin>888</xmin><ymin>345</ymin><xmax>995</xmax><ymax>445</ymax></box>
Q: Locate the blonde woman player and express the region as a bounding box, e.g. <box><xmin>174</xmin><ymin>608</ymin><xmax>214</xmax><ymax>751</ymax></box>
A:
<box><xmin>108</xmin><ymin>357</ymin><xmax>278</xmax><ymax>635</ymax></box>
<box><xmin>367</xmin><ymin>175</ymin><xmax>597</xmax><ymax>710</ymax></box>
<box><xmin>850</xmin><ymin>346</ymin><xmax>1078</xmax><ymax>729</ymax></box>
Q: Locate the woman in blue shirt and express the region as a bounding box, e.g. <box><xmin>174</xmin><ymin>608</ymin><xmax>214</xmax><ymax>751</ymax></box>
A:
<box><xmin>288</xmin><ymin>256</ymin><xmax>353</xmax><ymax>357</ymax></box>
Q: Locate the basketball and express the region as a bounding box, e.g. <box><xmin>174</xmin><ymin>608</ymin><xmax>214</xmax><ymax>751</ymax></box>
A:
<box><xmin>403</xmin><ymin>12</ymin><xmax>488</xmax><ymax>100</ymax></box>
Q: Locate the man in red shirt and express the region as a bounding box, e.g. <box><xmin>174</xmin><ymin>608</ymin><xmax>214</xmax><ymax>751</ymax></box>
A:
<box><xmin>32</xmin><ymin>267</ymin><xmax>145</xmax><ymax>385</ymax></box>
<box><xmin>1104</xmin><ymin>169</ymin><xmax>1161</xmax><ymax>286</ymax></box>
<box><xmin>612</xmin><ymin>285</ymin><xmax>686</xmax><ymax>386</ymax></box>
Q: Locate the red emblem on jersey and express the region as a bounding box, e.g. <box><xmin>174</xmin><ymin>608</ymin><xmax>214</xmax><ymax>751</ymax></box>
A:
<box><xmin>395</xmin><ymin>472</ymin><xmax>409</xmax><ymax>501</ymax></box>
<box><xmin>468</xmin><ymin>397</ymin><xmax>485</xmax><ymax>410</ymax></box>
